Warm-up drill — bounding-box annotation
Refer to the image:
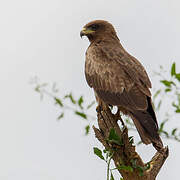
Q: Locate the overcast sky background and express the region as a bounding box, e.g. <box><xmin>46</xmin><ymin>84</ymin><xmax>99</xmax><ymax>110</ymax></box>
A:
<box><xmin>0</xmin><ymin>0</ymin><xmax>180</xmax><ymax>179</ymax></box>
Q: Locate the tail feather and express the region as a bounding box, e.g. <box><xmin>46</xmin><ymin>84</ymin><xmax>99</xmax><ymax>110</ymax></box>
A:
<box><xmin>130</xmin><ymin>111</ymin><xmax>163</xmax><ymax>152</ymax></box>
<box><xmin>129</xmin><ymin>97</ymin><xmax>163</xmax><ymax>152</ymax></box>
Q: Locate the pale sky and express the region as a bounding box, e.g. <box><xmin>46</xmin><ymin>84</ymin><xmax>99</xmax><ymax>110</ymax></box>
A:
<box><xmin>0</xmin><ymin>0</ymin><xmax>180</xmax><ymax>179</ymax></box>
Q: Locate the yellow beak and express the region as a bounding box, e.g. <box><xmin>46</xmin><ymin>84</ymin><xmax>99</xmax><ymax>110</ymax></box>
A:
<box><xmin>80</xmin><ymin>27</ymin><xmax>95</xmax><ymax>38</ymax></box>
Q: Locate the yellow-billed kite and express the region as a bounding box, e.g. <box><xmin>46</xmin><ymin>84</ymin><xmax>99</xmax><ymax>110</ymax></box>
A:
<box><xmin>80</xmin><ymin>20</ymin><xmax>163</xmax><ymax>152</ymax></box>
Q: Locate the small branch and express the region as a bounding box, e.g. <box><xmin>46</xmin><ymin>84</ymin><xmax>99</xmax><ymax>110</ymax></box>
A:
<box><xmin>148</xmin><ymin>147</ymin><xmax>169</xmax><ymax>179</ymax></box>
<box><xmin>93</xmin><ymin>108</ymin><xmax>169</xmax><ymax>180</ymax></box>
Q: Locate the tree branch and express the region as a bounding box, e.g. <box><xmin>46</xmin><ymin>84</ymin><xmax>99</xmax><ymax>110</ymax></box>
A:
<box><xmin>93</xmin><ymin>108</ymin><xmax>169</xmax><ymax>180</ymax></box>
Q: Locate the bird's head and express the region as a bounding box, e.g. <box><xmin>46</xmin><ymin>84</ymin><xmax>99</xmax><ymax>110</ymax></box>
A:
<box><xmin>80</xmin><ymin>20</ymin><xmax>118</xmax><ymax>42</ymax></box>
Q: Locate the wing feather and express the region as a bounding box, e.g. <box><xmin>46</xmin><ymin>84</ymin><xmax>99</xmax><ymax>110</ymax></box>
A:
<box><xmin>85</xmin><ymin>42</ymin><xmax>150</xmax><ymax>110</ymax></box>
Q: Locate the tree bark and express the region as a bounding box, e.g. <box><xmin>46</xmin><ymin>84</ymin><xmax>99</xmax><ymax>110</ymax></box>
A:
<box><xmin>93</xmin><ymin>108</ymin><xmax>169</xmax><ymax>180</ymax></box>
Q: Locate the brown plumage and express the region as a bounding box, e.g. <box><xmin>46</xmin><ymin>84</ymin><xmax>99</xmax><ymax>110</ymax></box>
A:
<box><xmin>80</xmin><ymin>20</ymin><xmax>163</xmax><ymax>152</ymax></box>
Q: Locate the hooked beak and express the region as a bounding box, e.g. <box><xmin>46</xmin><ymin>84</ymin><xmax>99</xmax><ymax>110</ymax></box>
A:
<box><xmin>80</xmin><ymin>28</ymin><xmax>85</xmax><ymax>38</ymax></box>
<box><xmin>80</xmin><ymin>27</ymin><xmax>95</xmax><ymax>38</ymax></box>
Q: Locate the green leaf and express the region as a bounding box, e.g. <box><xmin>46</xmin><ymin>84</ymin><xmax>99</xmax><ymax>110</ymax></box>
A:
<box><xmin>57</xmin><ymin>112</ymin><xmax>64</xmax><ymax>120</ymax></box>
<box><xmin>175</xmin><ymin>73</ymin><xmax>180</xmax><ymax>81</ymax></box>
<box><xmin>159</xmin><ymin>119</ymin><xmax>168</xmax><ymax>133</ymax></box>
<box><xmin>78</xmin><ymin>96</ymin><xmax>84</xmax><ymax>109</ymax></box>
<box><xmin>156</xmin><ymin>100</ymin><xmax>162</xmax><ymax>110</ymax></box>
<box><xmin>117</xmin><ymin>165</ymin><xmax>133</xmax><ymax>172</ymax></box>
<box><xmin>93</xmin><ymin>147</ymin><xmax>105</xmax><ymax>160</ymax></box>
<box><xmin>165</xmin><ymin>88</ymin><xmax>171</xmax><ymax>92</ymax></box>
<box><xmin>103</xmin><ymin>149</ymin><xmax>107</xmax><ymax>153</ymax></box>
<box><xmin>137</xmin><ymin>166</ymin><xmax>144</xmax><ymax>176</ymax></box>
<box><xmin>153</xmin><ymin>89</ymin><xmax>161</xmax><ymax>100</ymax></box>
<box><xmin>75</xmin><ymin>111</ymin><xmax>87</xmax><ymax>119</ymax></box>
<box><xmin>108</xmin><ymin>128</ymin><xmax>123</xmax><ymax>146</ymax></box>
<box><xmin>131</xmin><ymin>159</ymin><xmax>145</xmax><ymax>176</ymax></box>
<box><xmin>85</xmin><ymin>125</ymin><xmax>90</xmax><ymax>135</ymax></box>
<box><xmin>87</xmin><ymin>101</ymin><xmax>95</xmax><ymax>109</ymax></box>
<box><xmin>35</xmin><ymin>85</ymin><xmax>40</xmax><ymax>92</ymax></box>
<box><xmin>54</xmin><ymin>97</ymin><xmax>63</xmax><ymax>107</ymax></box>
<box><xmin>172</xmin><ymin>128</ymin><xmax>177</xmax><ymax>136</ymax></box>
<box><xmin>64</xmin><ymin>93</ymin><xmax>76</xmax><ymax>104</ymax></box>
<box><xmin>144</xmin><ymin>162</ymin><xmax>150</xmax><ymax>171</ymax></box>
<box><xmin>175</xmin><ymin>136</ymin><xmax>180</xmax><ymax>142</ymax></box>
<box><xmin>128</xmin><ymin>136</ymin><xmax>134</xmax><ymax>144</ymax></box>
<box><xmin>161</xmin><ymin>130</ymin><xmax>169</xmax><ymax>138</ymax></box>
<box><xmin>160</xmin><ymin>80</ymin><xmax>175</xmax><ymax>87</ymax></box>
<box><xmin>176</xmin><ymin>109</ymin><xmax>180</xmax><ymax>113</ymax></box>
<box><xmin>137</xmin><ymin>141</ymin><xmax>143</xmax><ymax>145</ymax></box>
<box><xmin>171</xmin><ymin>62</ymin><xmax>176</xmax><ymax>76</ymax></box>
<box><xmin>172</xmin><ymin>102</ymin><xmax>180</xmax><ymax>113</ymax></box>
<box><xmin>172</xmin><ymin>102</ymin><xmax>179</xmax><ymax>108</ymax></box>
<box><xmin>110</xmin><ymin>173</ymin><xmax>115</xmax><ymax>180</ymax></box>
<box><xmin>152</xmin><ymin>101</ymin><xmax>155</xmax><ymax>109</ymax></box>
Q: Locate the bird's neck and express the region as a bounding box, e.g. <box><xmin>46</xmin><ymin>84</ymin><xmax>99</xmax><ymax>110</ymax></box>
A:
<box><xmin>88</xmin><ymin>32</ymin><xmax>119</xmax><ymax>43</ymax></box>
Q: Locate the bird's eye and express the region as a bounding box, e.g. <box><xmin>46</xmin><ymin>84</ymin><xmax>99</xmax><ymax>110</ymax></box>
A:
<box><xmin>90</xmin><ymin>24</ymin><xmax>99</xmax><ymax>31</ymax></box>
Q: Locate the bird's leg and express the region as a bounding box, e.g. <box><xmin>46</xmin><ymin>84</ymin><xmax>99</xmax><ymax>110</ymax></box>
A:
<box><xmin>94</xmin><ymin>91</ymin><xmax>109</xmax><ymax>113</ymax></box>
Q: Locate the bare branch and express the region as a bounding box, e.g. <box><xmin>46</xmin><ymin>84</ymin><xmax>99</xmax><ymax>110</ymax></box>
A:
<box><xmin>93</xmin><ymin>108</ymin><xmax>169</xmax><ymax>180</ymax></box>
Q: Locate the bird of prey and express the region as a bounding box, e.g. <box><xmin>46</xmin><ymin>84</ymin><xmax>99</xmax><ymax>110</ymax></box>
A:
<box><xmin>80</xmin><ymin>20</ymin><xmax>163</xmax><ymax>152</ymax></box>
